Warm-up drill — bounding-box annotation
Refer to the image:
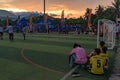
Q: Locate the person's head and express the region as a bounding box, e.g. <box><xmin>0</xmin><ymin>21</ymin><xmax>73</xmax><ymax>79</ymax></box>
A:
<box><xmin>102</xmin><ymin>46</ymin><xmax>107</xmax><ymax>53</ymax></box>
<box><xmin>73</xmin><ymin>43</ymin><xmax>80</xmax><ymax>48</ymax></box>
<box><xmin>94</xmin><ymin>48</ymin><xmax>101</xmax><ymax>55</ymax></box>
<box><xmin>78</xmin><ymin>44</ymin><xmax>81</xmax><ymax>47</ymax></box>
<box><xmin>100</xmin><ymin>41</ymin><xmax>105</xmax><ymax>47</ymax></box>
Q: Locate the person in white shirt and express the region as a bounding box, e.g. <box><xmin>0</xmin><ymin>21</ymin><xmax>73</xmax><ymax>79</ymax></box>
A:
<box><xmin>22</xmin><ymin>26</ymin><xmax>28</xmax><ymax>40</ymax></box>
<box><xmin>6</xmin><ymin>24</ymin><xmax>14</xmax><ymax>41</ymax></box>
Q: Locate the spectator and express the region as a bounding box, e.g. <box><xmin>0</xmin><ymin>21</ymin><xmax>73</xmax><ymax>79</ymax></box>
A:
<box><xmin>89</xmin><ymin>48</ymin><xmax>106</xmax><ymax>75</ymax></box>
<box><xmin>99</xmin><ymin>41</ymin><xmax>106</xmax><ymax>52</ymax></box>
<box><xmin>69</xmin><ymin>43</ymin><xmax>88</xmax><ymax>68</ymax></box>
<box><xmin>88</xmin><ymin>41</ymin><xmax>107</xmax><ymax>58</ymax></box>
<box><xmin>100</xmin><ymin>46</ymin><xmax>109</xmax><ymax>70</ymax></box>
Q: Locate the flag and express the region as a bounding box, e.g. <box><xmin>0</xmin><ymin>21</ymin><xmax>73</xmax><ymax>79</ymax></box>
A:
<box><xmin>45</xmin><ymin>13</ymin><xmax>48</xmax><ymax>27</ymax></box>
<box><xmin>29</xmin><ymin>14</ymin><xmax>32</xmax><ymax>32</ymax></box>
<box><xmin>45</xmin><ymin>13</ymin><xmax>48</xmax><ymax>33</ymax></box>
<box><xmin>6</xmin><ymin>16</ymin><xmax>9</xmax><ymax>27</ymax></box>
<box><xmin>116</xmin><ymin>7</ymin><xmax>119</xmax><ymax>25</ymax></box>
<box><xmin>61</xmin><ymin>10</ymin><xmax>65</xmax><ymax>27</ymax></box>
<box><xmin>17</xmin><ymin>16</ymin><xmax>20</xmax><ymax>24</ymax></box>
<box><xmin>88</xmin><ymin>9</ymin><xmax>92</xmax><ymax>30</ymax></box>
<box><xmin>17</xmin><ymin>16</ymin><xmax>20</xmax><ymax>26</ymax></box>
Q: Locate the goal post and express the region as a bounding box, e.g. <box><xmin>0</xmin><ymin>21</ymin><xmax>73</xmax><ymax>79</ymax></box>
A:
<box><xmin>97</xmin><ymin>19</ymin><xmax>116</xmax><ymax>49</ymax></box>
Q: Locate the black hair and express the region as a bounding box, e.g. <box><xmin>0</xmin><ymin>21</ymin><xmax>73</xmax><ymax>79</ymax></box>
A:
<box><xmin>100</xmin><ymin>41</ymin><xmax>105</xmax><ymax>47</ymax></box>
<box><xmin>73</xmin><ymin>43</ymin><xmax>79</xmax><ymax>48</ymax></box>
<box><xmin>102</xmin><ymin>47</ymin><xmax>107</xmax><ymax>53</ymax></box>
<box><xmin>94</xmin><ymin>48</ymin><xmax>101</xmax><ymax>55</ymax></box>
<box><xmin>78</xmin><ymin>44</ymin><xmax>81</xmax><ymax>47</ymax></box>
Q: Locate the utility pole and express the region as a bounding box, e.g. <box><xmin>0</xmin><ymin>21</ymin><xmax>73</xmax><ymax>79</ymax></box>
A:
<box><xmin>44</xmin><ymin>0</ymin><xmax>46</xmax><ymax>24</ymax></box>
<box><xmin>44</xmin><ymin>0</ymin><xmax>48</xmax><ymax>33</ymax></box>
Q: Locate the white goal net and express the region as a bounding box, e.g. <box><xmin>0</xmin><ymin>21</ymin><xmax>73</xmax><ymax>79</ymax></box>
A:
<box><xmin>97</xmin><ymin>19</ymin><xmax>116</xmax><ymax>49</ymax></box>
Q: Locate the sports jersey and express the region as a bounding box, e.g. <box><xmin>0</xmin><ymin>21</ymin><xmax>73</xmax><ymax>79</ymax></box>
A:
<box><xmin>98</xmin><ymin>44</ymin><xmax>105</xmax><ymax>52</ymax></box>
<box><xmin>100</xmin><ymin>53</ymin><xmax>108</xmax><ymax>66</ymax></box>
<box><xmin>90</xmin><ymin>55</ymin><xmax>105</xmax><ymax>75</ymax></box>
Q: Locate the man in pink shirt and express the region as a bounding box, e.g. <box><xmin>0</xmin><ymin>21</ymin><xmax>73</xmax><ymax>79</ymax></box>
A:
<box><xmin>69</xmin><ymin>43</ymin><xmax>88</xmax><ymax>68</ymax></box>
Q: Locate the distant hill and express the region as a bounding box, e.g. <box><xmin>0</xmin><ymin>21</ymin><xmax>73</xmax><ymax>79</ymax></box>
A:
<box><xmin>14</xmin><ymin>12</ymin><xmax>43</xmax><ymax>18</ymax></box>
<box><xmin>0</xmin><ymin>10</ymin><xmax>17</xmax><ymax>19</ymax></box>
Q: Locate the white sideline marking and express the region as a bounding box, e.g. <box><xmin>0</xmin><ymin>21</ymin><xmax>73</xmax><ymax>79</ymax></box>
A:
<box><xmin>60</xmin><ymin>65</ymin><xmax>79</xmax><ymax>80</ymax></box>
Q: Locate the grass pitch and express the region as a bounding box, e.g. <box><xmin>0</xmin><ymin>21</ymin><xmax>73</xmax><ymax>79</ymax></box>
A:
<box><xmin>0</xmin><ymin>33</ymin><xmax>116</xmax><ymax>80</ymax></box>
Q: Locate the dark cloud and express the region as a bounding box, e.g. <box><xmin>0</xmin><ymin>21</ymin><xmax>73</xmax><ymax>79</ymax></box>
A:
<box><xmin>49</xmin><ymin>13</ymin><xmax>59</xmax><ymax>16</ymax></box>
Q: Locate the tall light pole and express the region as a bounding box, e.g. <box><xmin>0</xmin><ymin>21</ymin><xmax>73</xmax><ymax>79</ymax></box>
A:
<box><xmin>44</xmin><ymin>0</ymin><xmax>49</xmax><ymax>33</ymax></box>
<box><xmin>44</xmin><ymin>0</ymin><xmax>46</xmax><ymax>24</ymax></box>
<box><xmin>44</xmin><ymin>0</ymin><xmax>47</xmax><ymax>33</ymax></box>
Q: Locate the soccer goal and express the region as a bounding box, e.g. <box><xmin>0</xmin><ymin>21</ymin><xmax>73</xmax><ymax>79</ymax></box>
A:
<box><xmin>97</xmin><ymin>19</ymin><xmax>116</xmax><ymax>49</ymax></box>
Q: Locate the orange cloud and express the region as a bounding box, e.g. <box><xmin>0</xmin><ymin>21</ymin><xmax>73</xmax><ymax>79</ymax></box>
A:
<box><xmin>0</xmin><ymin>0</ymin><xmax>113</xmax><ymax>18</ymax></box>
<box><xmin>46</xmin><ymin>4</ymin><xmax>85</xmax><ymax>18</ymax></box>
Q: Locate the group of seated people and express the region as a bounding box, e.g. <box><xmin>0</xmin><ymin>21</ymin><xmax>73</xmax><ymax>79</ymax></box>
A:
<box><xmin>69</xmin><ymin>41</ymin><xmax>108</xmax><ymax>75</ymax></box>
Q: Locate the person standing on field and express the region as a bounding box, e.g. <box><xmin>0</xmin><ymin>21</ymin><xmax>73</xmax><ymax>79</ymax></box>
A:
<box><xmin>6</xmin><ymin>23</ymin><xmax>14</xmax><ymax>41</ymax></box>
<box><xmin>0</xmin><ymin>24</ymin><xmax>3</xmax><ymax>40</ymax></box>
<box><xmin>22</xmin><ymin>26</ymin><xmax>28</xmax><ymax>40</ymax></box>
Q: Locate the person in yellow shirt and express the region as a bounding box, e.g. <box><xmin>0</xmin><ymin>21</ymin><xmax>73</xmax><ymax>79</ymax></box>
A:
<box><xmin>98</xmin><ymin>41</ymin><xmax>106</xmax><ymax>52</ymax></box>
<box><xmin>89</xmin><ymin>48</ymin><xmax>106</xmax><ymax>75</ymax></box>
<box><xmin>100</xmin><ymin>46</ymin><xmax>109</xmax><ymax>70</ymax></box>
<box><xmin>88</xmin><ymin>41</ymin><xmax>107</xmax><ymax>58</ymax></box>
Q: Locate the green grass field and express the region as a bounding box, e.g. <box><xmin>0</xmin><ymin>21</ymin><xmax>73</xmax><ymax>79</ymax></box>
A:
<box><xmin>0</xmin><ymin>33</ymin><xmax>117</xmax><ymax>80</ymax></box>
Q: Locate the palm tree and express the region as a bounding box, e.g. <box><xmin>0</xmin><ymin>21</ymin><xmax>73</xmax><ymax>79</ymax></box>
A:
<box><xmin>84</xmin><ymin>8</ymin><xmax>90</xmax><ymax>19</ymax></box>
<box><xmin>84</xmin><ymin>8</ymin><xmax>92</xmax><ymax>30</ymax></box>
<box><xmin>104</xmin><ymin>6</ymin><xmax>115</xmax><ymax>20</ymax></box>
<box><xmin>111</xmin><ymin>0</ymin><xmax>120</xmax><ymax>23</ymax></box>
<box><xmin>95</xmin><ymin>5</ymin><xmax>105</xmax><ymax>16</ymax></box>
<box><xmin>93</xmin><ymin>5</ymin><xmax>105</xmax><ymax>25</ymax></box>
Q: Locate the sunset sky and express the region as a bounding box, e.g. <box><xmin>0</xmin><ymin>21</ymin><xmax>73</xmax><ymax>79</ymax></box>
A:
<box><xmin>0</xmin><ymin>0</ymin><xmax>113</xmax><ymax>18</ymax></box>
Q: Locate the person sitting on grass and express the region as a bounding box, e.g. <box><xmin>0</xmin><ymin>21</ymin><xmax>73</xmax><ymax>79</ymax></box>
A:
<box><xmin>69</xmin><ymin>43</ymin><xmax>88</xmax><ymax>77</ymax></box>
<box><xmin>69</xmin><ymin>43</ymin><xmax>88</xmax><ymax>68</ymax></box>
<box><xmin>100</xmin><ymin>46</ymin><xmax>109</xmax><ymax>70</ymax></box>
<box><xmin>89</xmin><ymin>48</ymin><xmax>106</xmax><ymax>75</ymax></box>
<box><xmin>69</xmin><ymin>43</ymin><xmax>87</xmax><ymax>68</ymax></box>
<box><xmin>88</xmin><ymin>41</ymin><xmax>107</xmax><ymax>58</ymax></box>
<box><xmin>99</xmin><ymin>41</ymin><xmax>106</xmax><ymax>52</ymax></box>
